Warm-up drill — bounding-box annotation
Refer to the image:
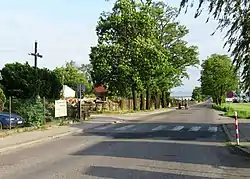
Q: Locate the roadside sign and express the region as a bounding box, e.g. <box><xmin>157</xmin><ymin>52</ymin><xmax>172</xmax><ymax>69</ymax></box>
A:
<box><xmin>227</xmin><ymin>91</ymin><xmax>234</xmax><ymax>98</ymax></box>
<box><xmin>55</xmin><ymin>100</ymin><xmax>67</xmax><ymax>117</ymax></box>
<box><xmin>77</xmin><ymin>84</ymin><xmax>85</xmax><ymax>92</ymax></box>
<box><xmin>77</xmin><ymin>84</ymin><xmax>85</xmax><ymax>99</ymax></box>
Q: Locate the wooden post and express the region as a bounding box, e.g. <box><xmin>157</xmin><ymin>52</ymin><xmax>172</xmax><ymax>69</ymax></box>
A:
<box><xmin>9</xmin><ymin>96</ymin><xmax>11</xmax><ymax>130</ymax></box>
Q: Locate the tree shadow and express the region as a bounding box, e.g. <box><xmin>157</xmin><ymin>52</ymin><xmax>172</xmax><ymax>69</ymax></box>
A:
<box><xmin>71</xmin><ymin>140</ymin><xmax>250</xmax><ymax>169</ymax></box>
<box><xmin>84</xmin><ymin>165</ymin><xmax>222</xmax><ymax>179</ymax></box>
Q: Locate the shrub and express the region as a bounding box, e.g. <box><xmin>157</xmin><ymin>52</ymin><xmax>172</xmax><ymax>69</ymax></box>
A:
<box><xmin>0</xmin><ymin>88</ymin><xmax>6</xmax><ymax>104</ymax></box>
<box><xmin>0</xmin><ymin>99</ymin><xmax>3</xmax><ymax>112</ymax></box>
<box><xmin>13</xmin><ymin>97</ymin><xmax>48</xmax><ymax>127</ymax></box>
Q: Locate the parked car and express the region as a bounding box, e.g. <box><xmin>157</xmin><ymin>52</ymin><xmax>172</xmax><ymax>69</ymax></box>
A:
<box><xmin>0</xmin><ymin>112</ymin><xmax>24</xmax><ymax>129</ymax></box>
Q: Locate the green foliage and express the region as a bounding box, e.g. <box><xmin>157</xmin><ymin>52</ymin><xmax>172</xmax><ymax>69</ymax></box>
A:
<box><xmin>54</xmin><ymin>61</ymin><xmax>92</xmax><ymax>94</ymax></box>
<box><xmin>200</xmin><ymin>54</ymin><xmax>239</xmax><ymax>105</ymax></box>
<box><xmin>179</xmin><ymin>0</ymin><xmax>250</xmax><ymax>92</ymax></box>
<box><xmin>0</xmin><ymin>62</ymin><xmax>62</xmax><ymax>99</ymax></box>
<box><xmin>90</xmin><ymin>0</ymin><xmax>199</xmax><ymax>100</ymax></box>
<box><xmin>12</xmin><ymin>98</ymin><xmax>48</xmax><ymax>127</ymax></box>
<box><xmin>191</xmin><ymin>86</ymin><xmax>204</xmax><ymax>102</ymax></box>
<box><xmin>0</xmin><ymin>88</ymin><xmax>6</xmax><ymax>104</ymax></box>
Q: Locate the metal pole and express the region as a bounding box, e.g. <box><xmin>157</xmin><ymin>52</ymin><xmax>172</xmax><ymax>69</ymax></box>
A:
<box><xmin>79</xmin><ymin>84</ymin><xmax>82</xmax><ymax>100</ymax></box>
<box><xmin>234</xmin><ymin>111</ymin><xmax>240</xmax><ymax>145</ymax></box>
<box><xmin>43</xmin><ymin>97</ymin><xmax>46</xmax><ymax>125</ymax></box>
<box><xmin>9</xmin><ymin>96</ymin><xmax>11</xmax><ymax>130</ymax></box>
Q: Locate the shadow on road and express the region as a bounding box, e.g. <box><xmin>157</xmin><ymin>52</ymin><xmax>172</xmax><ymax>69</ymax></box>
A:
<box><xmin>71</xmin><ymin>140</ymin><xmax>250</xmax><ymax>169</ymax></box>
<box><xmin>84</xmin><ymin>165</ymin><xmax>222</xmax><ymax>179</ymax></box>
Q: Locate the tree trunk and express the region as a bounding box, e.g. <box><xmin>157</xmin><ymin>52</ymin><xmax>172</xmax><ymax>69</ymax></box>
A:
<box><xmin>161</xmin><ymin>91</ymin><xmax>165</xmax><ymax>108</ymax></box>
<box><xmin>140</xmin><ymin>91</ymin><xmax>145</xmax><ymax>110</ymax></box>
<box><xmin>218</xmin><ymin>97</ymin><xmax>222</xmax><ymax>105</ymax></box>
<box><xmin>156</xmin><ymin>92</ymin><xmax>160</xmax><ymax>109</ymax></box>
<box><xmin>154</xmin><ymin>94</ymin><xmax>157</xmax><ymax>109</ymax></box>
<box><xmin>146</xmin><ymin>89</ymin><xmax>150</xmax><ymax>110</ymax></box>
<box><xmin>132</xmin><ymin>87</ymin><xmax>137</xmax><ymax>111</ymax></box>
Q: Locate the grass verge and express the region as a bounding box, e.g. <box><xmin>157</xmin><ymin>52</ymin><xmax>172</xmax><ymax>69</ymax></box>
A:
<box><xmin>213</xmin><ymin>103</ymin><xmax>250</xmax><ymax>119</ymax></box>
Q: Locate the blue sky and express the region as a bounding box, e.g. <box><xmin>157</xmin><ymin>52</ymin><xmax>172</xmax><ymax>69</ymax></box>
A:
<box><xmin>0</xmin><ymin>0</ymin><xmax>229</xmax><ymax>96</ymax></box>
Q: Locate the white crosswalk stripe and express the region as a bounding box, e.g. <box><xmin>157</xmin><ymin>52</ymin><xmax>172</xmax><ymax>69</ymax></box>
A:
<box><xmin>169</xmin><ymin>126</ymin><xmax>184</xmax><ymax>131</ymax></box>
<box><xmin>188</xmin><ymin>126</ymin><xmax>201</xmax><ymax>132</ymax></box>
<box><xmin>208</xmin><ymin>126</ymin><xmax>218</xmax><ymax>133</ymax></box>
<box><xmin>151</xmin><ymin>125</ymin><xmax>167</xmax><ymax>131</ymax></box>
<box><xmin>115</xmin><ymin>125</ymin><xmax>135</xmax><ymax>131</ymax></box>
<box><xmin>94</xmin><ymin>124</ymin><xmax>218</xmax><ymax>133</ymax></box>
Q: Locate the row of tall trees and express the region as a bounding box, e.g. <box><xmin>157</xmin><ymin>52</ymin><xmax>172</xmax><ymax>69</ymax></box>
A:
<box><xmin>90</xmin><ymin>0</ymin><xmax>199</xmax><ymax>110</ymax></box>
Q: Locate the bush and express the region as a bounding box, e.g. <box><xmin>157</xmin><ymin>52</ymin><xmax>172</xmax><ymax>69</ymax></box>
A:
<box><xmin>0</xmin><ymin>99</ymin><xmax>3</xmax><ymax>112</ymax></box>
<box><xmin>0</xmin><ymin>88</ymin><xmax>6</xmax><ymax>104</ymax></box>
<box><xmin>12</xmin><ymin>97</ymin><xmax>48</xmax><ymax>127</ymax></box>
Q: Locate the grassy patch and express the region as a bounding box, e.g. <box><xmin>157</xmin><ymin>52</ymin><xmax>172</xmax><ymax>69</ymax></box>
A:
<box><xmin>213</xmin><ymin>103</ymin><xmax>250</xmax><ymax>119</ymax></box>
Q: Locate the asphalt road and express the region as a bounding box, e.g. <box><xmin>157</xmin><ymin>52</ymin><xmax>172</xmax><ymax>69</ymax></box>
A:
<box><xmin>0</xmin><ymin>103</ymin><xmax>250</xmax><ymax>179</ymax></box>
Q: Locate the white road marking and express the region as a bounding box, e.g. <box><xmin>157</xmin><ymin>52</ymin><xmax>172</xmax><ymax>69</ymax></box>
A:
<box><xmin>208</xmin><ymin>126</ymin><xmax>218</xmax><ymax>133</ymax></box>
<box><xmin>188</xmin><ymin>126</ymin><xmax>201</xmax><ymax>132</ymax></box>
<box><xmin>95</xmin><ymin>124</ymin><xmax>114</xmax><ymax>130</ymax></box>
<box><xmin>115</xmin><ymin>125</ymin><xmax>135</xmax><ymax>131</ymax></box>
<box><xmin>151</xmin><ymin>125</ymin><xmax>167</xmax><ymax>131</ymax></box>
<box><xmin>169</xmin><ymin>126</ymin><xmax>184</xmax><ymax>131</ymax></box>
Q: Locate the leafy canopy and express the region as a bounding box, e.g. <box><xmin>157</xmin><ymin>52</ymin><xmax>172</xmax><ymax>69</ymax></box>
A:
<box><xmin>179</xmin><ymin>0</ymin><xmax>250</xmax><ymax>91</ymax></box>
<box><xmin>54</xmin><ymin>61</ymin><xmax>92</xmax><ymax>94</ymax></box>
<box><xmin>90</xmin><ymin>0</ymin><xmax>199</xmax><ymax>98</ymax></box>
<box><xmin>200</xmin><ymin>54</ymin><xmax>238</xmax><ymax>104</ymax></box>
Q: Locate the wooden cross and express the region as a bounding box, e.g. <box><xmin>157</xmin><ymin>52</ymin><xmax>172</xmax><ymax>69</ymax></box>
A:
<box><xmin>28</xmin><ymin>41</ymin><xmax>43</xmax><ymax>68</ymax></box>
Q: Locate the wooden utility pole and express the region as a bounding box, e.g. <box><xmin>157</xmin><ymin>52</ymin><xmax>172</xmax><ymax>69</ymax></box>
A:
<box><xmin>28</xmin><ymin>41</ymin><xmax>43</xmax><ymax>68</ymax></box>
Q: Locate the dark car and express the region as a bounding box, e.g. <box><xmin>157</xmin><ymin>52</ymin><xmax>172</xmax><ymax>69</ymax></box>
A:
<box><xmin>0</xmin><ymin>112</ymin><xmax>24</xmax><ymax>129</ymax></box>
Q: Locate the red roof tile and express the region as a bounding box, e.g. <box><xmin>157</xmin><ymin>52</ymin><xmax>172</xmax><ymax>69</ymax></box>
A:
<box><xmin>93</xmin><ymin>86</ymin><xmax>108</xmax><ymax>93</ymax></box>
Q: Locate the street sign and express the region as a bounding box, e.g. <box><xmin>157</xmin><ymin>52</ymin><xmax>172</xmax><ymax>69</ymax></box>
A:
<box><xmin>77</xmin><ymin>84</ymin><xmax>85</xmax><ymax>99</ymax></box>
<box><xmin>227</xmin><ymin>91</ymin><xmax>234</xmax><ymax>98</ymax></box>
<box><xmin>77</xmin><ymin>84</ymin><xmax>85</xmax><ymax>92</ymax></box>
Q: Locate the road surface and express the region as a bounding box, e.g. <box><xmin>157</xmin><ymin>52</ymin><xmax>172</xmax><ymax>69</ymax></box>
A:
<box><xmin>0</xmin><ymin>103</ymin><xmax>250</xmax><ymax>179</ymax></box>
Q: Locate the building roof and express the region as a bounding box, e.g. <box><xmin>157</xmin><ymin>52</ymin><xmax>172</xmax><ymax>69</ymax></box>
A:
<box><xmin>93</xmin><ymin>86</ymin><xmax>108</xmax><ymax>93</ymax></box>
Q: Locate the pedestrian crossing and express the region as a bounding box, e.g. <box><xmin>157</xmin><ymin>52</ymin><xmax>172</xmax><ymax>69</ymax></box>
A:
<box><xmin>92</xmin><ymin>123</ymin><xmax>219</xmax><ymax>133</ymax></box>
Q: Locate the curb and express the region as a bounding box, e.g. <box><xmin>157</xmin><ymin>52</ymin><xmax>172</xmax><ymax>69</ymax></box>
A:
<box><xmin>222</xmin><ymin>124</ymin><xmax>250</xmax><ymax>157</ymax></box>
<box><xmin>0</xmin><ymin>128</ymin><xmax>83</xmax><ymax>154</ymax></box>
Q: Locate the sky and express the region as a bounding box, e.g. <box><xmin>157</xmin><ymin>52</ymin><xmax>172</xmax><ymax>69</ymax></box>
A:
<box><xmin>0</xmin><ymin>0</ymin><xmax>229</xmax><ymax>96</ymax></box>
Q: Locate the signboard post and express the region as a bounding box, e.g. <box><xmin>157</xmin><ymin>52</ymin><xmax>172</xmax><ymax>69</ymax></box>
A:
<box><xmin>55</xmin><ymin>100</ymin><xmax>67</xmax><ymax>118</ymax></box>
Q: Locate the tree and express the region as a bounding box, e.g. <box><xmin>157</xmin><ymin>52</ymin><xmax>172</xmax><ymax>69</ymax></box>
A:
<box><xmin>200</xmin><ymin>54</ymin><xmax>239</xmax><ymax>105</ymax></box>
<box><xmin>79</xmin><ymin>63</ymin><xmax>92</xmax><ymax>84</ymax></box>
<box><xmin>90</xmin><ymin>0</ymin><xmax>162</xmax><ymax>110</ymax></box>
<box><xmin>179</xmin><ymin>0</ymin><xmax>250</xmax><ymax>91</ymax></box>
<box><xmin>191</xmin><ymin>86</ymin><xmax>204</xmax><ymax>102</ymax></box>
<box><xmin>152</xmin><ymin>2</ymin><xmax>199</xmax><ymax>108</ymax></box>
<box><xmin>0</xmin><ymin>62</ymin><xmax>62</xmax><ymax>99</ymax></box>
<box><xmin>90</xmin><ymin>0</ymin><xmax>199</xmax><ymax>111</ymax></box>
<box><xmin>54</xmin><ymin>61</ymin><xmax>92</xmax><ymax>95</ymax></box>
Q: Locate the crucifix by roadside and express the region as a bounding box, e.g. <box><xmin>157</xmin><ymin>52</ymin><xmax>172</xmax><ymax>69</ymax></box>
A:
<box><xmin>28</xmin><ymin>41</ymin><xmax>43</xmax><ymax>97</ymax></box>
<box><xmin>28</xmin><ymin>41</ymin><xmax>43</xmax><ymax>68</ymax></box>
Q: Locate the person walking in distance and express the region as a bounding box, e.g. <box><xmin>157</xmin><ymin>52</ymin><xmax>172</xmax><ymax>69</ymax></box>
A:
<box><xmin>184</xmin><ymin>99</ymin><xmax>188</xmax><ymax>110</ymax></box>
